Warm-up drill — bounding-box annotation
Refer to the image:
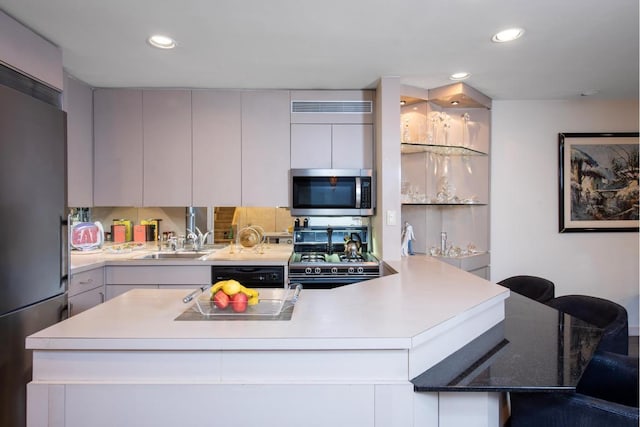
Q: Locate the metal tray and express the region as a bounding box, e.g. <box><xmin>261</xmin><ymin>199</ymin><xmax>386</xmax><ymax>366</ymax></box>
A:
<box><xmin>193</xmin><ymin>284</ymin><xmax>301</xmax><ymax>317</ymax></box>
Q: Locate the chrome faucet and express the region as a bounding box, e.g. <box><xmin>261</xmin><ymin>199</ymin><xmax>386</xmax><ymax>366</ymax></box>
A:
<box><xmin>187</xmin><ymin>227</ymin><xmax>211</xmax><ymax>252</ymax></box>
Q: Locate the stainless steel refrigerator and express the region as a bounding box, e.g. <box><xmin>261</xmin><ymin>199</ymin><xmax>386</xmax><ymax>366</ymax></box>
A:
<box><xmin>0</xmin><ymin>67</ymin><xmax>68</xmax><ymax>427</ymax></box>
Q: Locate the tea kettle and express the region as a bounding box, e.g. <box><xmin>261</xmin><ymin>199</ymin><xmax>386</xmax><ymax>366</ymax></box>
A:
<box><xmin>344</xmin><ymin>233</ymin><xmax>362</xmax><ymax>258</ymax></box>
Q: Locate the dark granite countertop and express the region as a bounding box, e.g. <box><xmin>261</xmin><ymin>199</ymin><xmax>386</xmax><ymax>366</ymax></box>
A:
<box><xmin>411</xmin><ymin>292</ymin><xmax>603</xmax><ymax>392</ymax></box>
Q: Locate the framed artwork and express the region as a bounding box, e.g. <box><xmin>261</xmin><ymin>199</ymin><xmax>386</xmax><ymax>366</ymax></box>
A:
<box><xmin>559</xmin><ymin>132</ymin><xmax>639</xmax><ymax>232</ymax></box>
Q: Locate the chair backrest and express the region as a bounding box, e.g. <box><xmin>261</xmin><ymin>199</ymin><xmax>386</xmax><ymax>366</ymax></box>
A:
<box><xmin>497</xmin><ymin>275</ymin><xmax>555</xmax><ymax>303</ymax></box>
<box><xmin>548</xmin><ymin>295</ymin><xmax>629</xmax><ymax>355</ymax></box>
<box><xmin>577</xmin><ymin>351</ymin><xmax>639</xmax><ymax>408</ymax></box>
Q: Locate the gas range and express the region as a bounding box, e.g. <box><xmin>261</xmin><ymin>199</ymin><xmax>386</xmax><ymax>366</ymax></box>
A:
<box><xmin>288</xmin><ymin>226</ymin><xmax>381</xmax><ymax>288</ymax></box>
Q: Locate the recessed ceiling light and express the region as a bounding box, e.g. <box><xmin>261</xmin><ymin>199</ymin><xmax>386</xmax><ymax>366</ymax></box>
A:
<box><xmin>147</xmin><ymin>34</ymin><xmax>176</xmax><ymax>49</ymax></box>
<box><xmin>449</xmin><ymin>72</ymin><xmax>471</xmax><ymax>81</ymax></box>
<box><xmin>451</xmin><ymin>101</ymin><xmax>460</xmax><ymax>106</ymax></box>
<box><xmin>491</xmin><ymin>28</ymin><xmax>525</xmax><ymax>43</ymax></box>
<box><xmin>400</xmin><ymin>100</ymin><xmax>406</xmax><ymax>106</ymax></box>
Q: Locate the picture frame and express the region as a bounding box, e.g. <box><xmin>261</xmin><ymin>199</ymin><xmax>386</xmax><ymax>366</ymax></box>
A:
<box><xmin>559</xmin><ymin>132</ymin><xmax>639</xmax><ymax>233</ymax></box>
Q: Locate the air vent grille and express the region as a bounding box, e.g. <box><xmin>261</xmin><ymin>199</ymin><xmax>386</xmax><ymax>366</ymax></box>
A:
<box><xmin>291</xmin><ymin>101</ymin><xmax>372</xmax><ymax>114</ymax></box>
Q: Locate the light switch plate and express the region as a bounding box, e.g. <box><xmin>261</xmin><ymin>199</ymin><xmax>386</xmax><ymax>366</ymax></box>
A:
<box><xmin>386</xmin><ymin>210</ymin><xmax>397</xmax><ymax>226</ymax></box>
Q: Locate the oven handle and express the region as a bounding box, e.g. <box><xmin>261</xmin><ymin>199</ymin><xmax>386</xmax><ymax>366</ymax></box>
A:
<box><xmin>355</xmin><ymin>177</ymin><xmax>362</xmax><ymax>208</ymax></box>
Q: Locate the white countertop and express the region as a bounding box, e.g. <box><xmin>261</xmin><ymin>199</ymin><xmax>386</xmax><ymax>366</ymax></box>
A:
<box><xmin>29</xmin><ymin>256</ymin><xmax>508</xmax><ymax>351</ymax></box>
<box><xmin>69</xmin><ymin>243</ymin><xmax>294</xmax><ymax>272</ymax></box>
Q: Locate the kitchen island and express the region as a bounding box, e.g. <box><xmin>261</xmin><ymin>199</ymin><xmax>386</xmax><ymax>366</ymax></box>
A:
<box><xmin>27</xmin><ymin>256</ymin><xmax>508</xmax><ymax>427</ymax></box>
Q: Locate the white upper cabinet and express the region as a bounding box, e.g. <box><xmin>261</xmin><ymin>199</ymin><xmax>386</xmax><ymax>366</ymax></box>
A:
<box><xmin>93</xmin><ymin>89</ymin><xmax>143</xmax><ymax>206</ymax></box>
<box><xmin>331</xmin><ymin>124</ymin><xmax>374</xmax><ymax>169</ymax></box>
<box><xmin>64</xmin><ymin>74</ymin><xmax>93</xmax><ymax>207</ymax></box>
<box><xmin>241</xmin><ymin>90</ymin><xmax>290</xmax><ymax>206</ymax></box>
<box><xmin>93</xmin><ymin>88</ymin><xmax>293</xmax><ymax>208</ymax></box>
<box><xmin>290</xmin><ymin>90</ymin><xmax>374</xmax><ymax>170</ymax></box>
<box><xmin>290</xmin><ymin>124</ymin><xmax>332</xmax><ymax>169</ymax></box>
<box><xmin>192</xmin><ymin>90</ymin><xmax>242</xmax><ymax>206</ymax></box>
<box><xmin>142</xmin><ymin>90</ymin><xmax>192</xmax><ymax>206</ymax></box>
<box><xmin>291</xmin><ymin>124</ymin><xmax>373</xmax><ymax>169</ymax></box>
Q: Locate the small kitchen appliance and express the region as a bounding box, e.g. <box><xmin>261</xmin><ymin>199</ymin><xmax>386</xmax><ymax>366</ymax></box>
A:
<box><xmin>290</xmin><ymin>169</ymin><xmax>375</xmax><ymax>216</ymax></box>
<box><xmin>288</xmin><ymin>225</ymin><xmax>380</xmax><ymax>288</ymax></box>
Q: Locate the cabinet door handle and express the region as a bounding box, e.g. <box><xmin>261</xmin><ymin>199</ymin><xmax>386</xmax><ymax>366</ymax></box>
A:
<box><xmin>99</xmin><ymin>292</ymin><xmax>105</xmax><ymax>303</ymax></box>
<box><xmin>78</xmin><ymin>279</ymin><xmax>94</xmax><ymax>285</ymax></box>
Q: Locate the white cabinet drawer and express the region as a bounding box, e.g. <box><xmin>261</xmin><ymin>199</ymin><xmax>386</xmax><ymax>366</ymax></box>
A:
<box><xmin>106</xmin><ymin>266</ymin><xmax>210</xmax><ymax>285</ymax></box>
<box><xmin>69</xmin><ymin>268</ymin><xmax>104</xmax><ymax>297</ymax></box>
<box><xmin>69</xmin><ymin>287</ymin><xmax>105</xmax><ymax>316</ymax></box>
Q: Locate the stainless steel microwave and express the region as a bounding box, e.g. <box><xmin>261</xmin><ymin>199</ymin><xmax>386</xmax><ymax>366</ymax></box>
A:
<box><xmin>290</xmin><ymin>169</ymin><xmax>375</xmax><ymax>216</ymax></box>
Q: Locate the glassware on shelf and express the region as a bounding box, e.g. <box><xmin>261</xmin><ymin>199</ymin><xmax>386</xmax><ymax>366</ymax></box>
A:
<box><xmin>461</xmin><ymin>112</ymin><xmax>471</xmax><ymax>147</ymax></box>
<box><xmin>427</xmin><ymin>111</ymin><xmax>439</xmax><ymax>143</ymax></box>
<box><xmin>418</xmin><ymin>120</ymin><xmax>427</xmax><ymax>144</ymax></box>
<box><xmin>402</xmin><ymin>118</ymin><xmax>411</xmax><ymax>143</ymax></box>
<box><xmin>401</xmin><ymin>181</ymin><xmax>411</xmax><ymax>195</ymax></box>
<box><xmin>462</xmin><ymin>155</ymin><xmax>473</xmax><ymax>175</ymax></box>
<box><xmin>429</xmin><ymin>241</ymin><xmax>481</xmax><ymax>258</ymax></box>
<box><xmin>435</xmin><ymin>155</ymin><xmax>457</xmax><ymax>203</ymax></box>
<box><xmin>441</xmin><ymin>113</ymin><xmax>451</xmax><ymax>146</ymax></box>
<box><xmin>401</xmin><ymin>182</ymin><xmax>427</xmax><ymax>203</ymax></box>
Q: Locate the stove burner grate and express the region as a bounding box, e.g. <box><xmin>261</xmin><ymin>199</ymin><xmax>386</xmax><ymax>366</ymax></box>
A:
<box><xmin>339</xmin><ymin>254</ymin><xmax>366</xmax><ymax>263</ymax></box>
<box><xmin>299</xmin><ymin>253</ymin><xmax>326</xmax><ymax>263</ymax></box>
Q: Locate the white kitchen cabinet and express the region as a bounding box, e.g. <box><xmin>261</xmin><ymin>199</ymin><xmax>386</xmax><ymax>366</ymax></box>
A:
<box><xmin>192</xmin><ymin>90</ymin><xmax>242</xmax><ymax>206</ymax></box>
<box><xmin>105</xmin><ymin>265</ymin><xmax>210</xmax><ymax>300</ymax></box>
<box><xmin>63</xmin><ymin>73</ymin><xmax>93</xmax><ymax>207</ymax></box>
<box><xmin>331</xmin><ymin>124</ymin><xmax>374</xmax><ymax>169</ymax></box>
<box><xmin>241</xmin><ymin>90</ymin><xmax>290</xmax><ymax>206</ymax></box>
<box><xmin>69</xmin><ymin>267</ymin><xmax>104</xmax><ymax>316</ymax></box>
<box><xmin>69</xmin><ymin>268</ymin><xmax>104</xmax><ymax>297</ymax></box>
<box><xmin>69</xmin><ymin>287</ymin><xmax>105</xmax><ymax>316</ymax></box>
<box><xmin>93</xmin><ymin>89</ymin><xmax>143</xmax><ymax>206</ymax></box>
<box><xmin>290</xmin><ymin>124</ymin><xmax>374</xmax><ymax>169</ymax></box>
<box><xmin>289</xmin><ymin>90</ymin><xmax>374</xmax><ymax>170</ymax></box>
<box><xmin>143</xmin><ymin>90</ymin><xmax>192</xmax><ymax>206</ymax></box>
<box><xmin>290</xmin><ymin>124</ymin><xmax>332</xmax><ymax>168</ymax></box>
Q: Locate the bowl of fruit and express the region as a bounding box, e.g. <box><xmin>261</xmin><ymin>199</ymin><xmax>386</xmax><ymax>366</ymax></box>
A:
<box><xmin>193</xmin><ymin>280</ymin><xmax>301</xmax><ymax>317</ymax></box>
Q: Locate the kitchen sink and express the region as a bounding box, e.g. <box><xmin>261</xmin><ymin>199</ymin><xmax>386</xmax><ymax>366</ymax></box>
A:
<box><xmin>139</xmin><ymin>252</ymin><xmax>210</xmax><ymax>260</ymax></box>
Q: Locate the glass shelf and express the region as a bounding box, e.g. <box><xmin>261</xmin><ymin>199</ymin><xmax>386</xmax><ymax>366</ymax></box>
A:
<box><xmin>401</xmin><ymin>142</ymin><xmax>487</xmax><ymax>156</ymax></box>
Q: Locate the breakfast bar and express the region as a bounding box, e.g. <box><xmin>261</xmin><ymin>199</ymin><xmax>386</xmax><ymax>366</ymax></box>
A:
<box><xmin>27</xmin><ymin>256</ymin><xmax>509</xmax><ymax>427</ymax></box>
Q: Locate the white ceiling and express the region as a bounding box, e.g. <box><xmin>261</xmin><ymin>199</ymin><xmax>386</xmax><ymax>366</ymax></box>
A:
<box><xmin>1</xmin><ymin>0</ymin><xmax>638</xmax><ymax>100</ymax></box>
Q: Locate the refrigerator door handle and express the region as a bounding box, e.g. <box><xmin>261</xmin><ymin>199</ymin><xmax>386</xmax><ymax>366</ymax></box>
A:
<box><xmin>60</xmin><ymin>303</ymin><xmax>69</xmax><ymax>321</ymax></box>
<box><xmin>60</xmin><ymin>214</ymin><xmax>70</xmax><ymax>291</ymax></box>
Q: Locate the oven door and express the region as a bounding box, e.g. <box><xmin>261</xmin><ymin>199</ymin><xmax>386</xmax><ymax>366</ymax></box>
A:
<box><xmin>288</xmin><ymin>276</ymin><xmax>370</xmax><ymax>289</ymax></box>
